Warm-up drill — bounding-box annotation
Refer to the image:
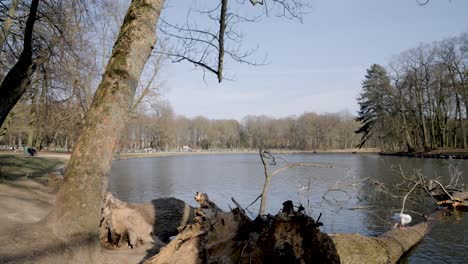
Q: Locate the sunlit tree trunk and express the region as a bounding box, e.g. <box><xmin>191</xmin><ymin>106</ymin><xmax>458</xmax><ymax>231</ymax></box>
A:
<box><xmin>455</xmin><ymin>93</ymin><xmax>465</xmax><ymax>148</ymax></box>
<box><xmin>415</xmin><ymin>84</ymin><xmax>430</xmax><ymax>151</ymax></box>
<box><xmin>50</xmin><ymin>0</ymin><xmax>165</xmax><ymax>241</ymax></box>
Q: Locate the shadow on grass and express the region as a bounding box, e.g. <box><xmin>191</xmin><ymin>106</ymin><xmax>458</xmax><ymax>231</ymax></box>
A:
<box><xmin>0</xmin><ymin>155</ymin><xmax>65</xmax><ymax>184</ymax></box>
<box><xmin>0</xmin><ymin>230</ymin><xmax>98</xmax><ymax>263</ymax></box>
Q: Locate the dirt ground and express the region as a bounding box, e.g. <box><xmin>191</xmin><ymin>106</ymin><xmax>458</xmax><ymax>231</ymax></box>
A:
<box><xmin>0</xmin><ymin>153</ymin><xmax>155</xmax><ymax>263</ymax></box>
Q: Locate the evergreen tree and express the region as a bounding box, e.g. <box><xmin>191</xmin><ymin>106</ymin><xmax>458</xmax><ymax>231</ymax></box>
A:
<box><xmin>355</xmin><ymin>64</ymin><xmax>393</xmax><ymax>149</ymax></box>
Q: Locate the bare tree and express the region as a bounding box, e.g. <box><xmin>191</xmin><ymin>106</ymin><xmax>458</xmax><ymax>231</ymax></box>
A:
<box><xmin>0</xmin><ymin>0</ymin><xmax>45</xmax><ymax>129</ymax></box>
<box><xmin>159</xmin><ymin>0</ymin><xmax>308</xmax><ymax>82</ymax></box>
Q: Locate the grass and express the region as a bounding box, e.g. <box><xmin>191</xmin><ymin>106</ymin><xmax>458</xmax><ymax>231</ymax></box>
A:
<box><xmin>0</xmin><ymin>154</ymin><xmax>65</xmax><ymax>184</ymax></box>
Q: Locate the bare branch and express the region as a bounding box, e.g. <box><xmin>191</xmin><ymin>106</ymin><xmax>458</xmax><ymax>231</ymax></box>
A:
<box><xmin>256</xmin><ymin>148</ymin><xmax>331</xmax><ymax>215</ymax></box>
<box><xmin>217</xmin><ymin>0</ymin><xmax>227</xmax><ymax>82</ymax></box>
<box><xmin>400</xmin><ymin>181</ymin><xmax>420</xmax><ymax>214</ymax></box>
<box><xmin>416</xmin><ymin>0</ymin><xmax>430</xmax><ymax>6</ymax></box>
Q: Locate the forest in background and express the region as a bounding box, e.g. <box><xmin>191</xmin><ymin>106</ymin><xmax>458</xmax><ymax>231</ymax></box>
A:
<box><xmin>356</xmin><ymin>33</ymin><xmax>468</xmax><ymax>152</ymax></box>
<box><xmin>1</xmin><ymin>103</ymin><xmax>360</xmax><ymax>152</ymax></box>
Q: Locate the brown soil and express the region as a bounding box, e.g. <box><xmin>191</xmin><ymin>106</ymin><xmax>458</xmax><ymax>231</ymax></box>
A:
<box><xmin>0</xmin><ymin>153</ymin><xmax>158</xmax><ymax>263</ymax></box>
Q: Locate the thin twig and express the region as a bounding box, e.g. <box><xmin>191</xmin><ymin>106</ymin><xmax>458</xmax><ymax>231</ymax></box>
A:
<box><xmin>400</xmin><ymin>181</ymin><xmax>420</xmax><ymax>214</ymax></box>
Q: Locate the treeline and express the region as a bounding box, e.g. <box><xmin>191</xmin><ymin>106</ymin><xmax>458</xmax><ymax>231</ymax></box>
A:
<box><xmin>356</xmin><ymin>33</ymin><xmax>468</xmax><ymax>152</ymax></box>
<box><xmin>120</xmin><ymin>107</ymin><xmax>359</xmax><ymax>151</ymax></box>
<box><xmin>1</xmin><ymin>97</ymin><xmax>360</xmax><ymax>151</ymax></box>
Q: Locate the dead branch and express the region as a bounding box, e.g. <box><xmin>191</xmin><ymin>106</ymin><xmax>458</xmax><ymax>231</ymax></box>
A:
<box><xmin>399</xmin><ymin>181</ymin><xmax>420</xmax><ymax>214</ymax></box>
<box><xmin>390</xmin><ymin>163</ymin><xmax>468</xmax><ymax>213</ymax></box>
<box><xmin>258</xmin><ymin>148</ymin><xmax>272</xmax><ymax>215</ymax></box>
<box><xmin>254</xmin><ymin>148</ymin><xmax>332</xmax><ymax>215</ymax></box>
<box><xmin>430</xmin><ymin>180</ymin><xmax>455</xmax><ymax>200</ymax></box>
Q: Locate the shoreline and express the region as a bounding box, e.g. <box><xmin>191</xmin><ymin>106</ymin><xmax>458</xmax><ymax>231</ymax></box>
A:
<box><xmin>6</xmin><ymin>147</ymin><xmax>468</xmax><ymax>161</ymax></box>
<box><xmin>89</xmin><ymin>148</ymin><xmax>381</xmax><ymax>160</ymax></box>
<box><xmin>380</xmin><ymin>151</ymin><xmax>468</xmax><ymax>160</ymax></box>
<box><xmin>1</xmin><ymin>148</ymin><xmax>382</xmax><ymax>162</ymax></box>
<box><xmin>379</xmin><ymin>148</ymin><xmax>468</xmax><ymax>160</ymax></box>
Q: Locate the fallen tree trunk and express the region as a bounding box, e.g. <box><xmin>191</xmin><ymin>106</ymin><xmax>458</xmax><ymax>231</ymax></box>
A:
<box><xmin>99</xmin><ymin>193</ymin><xmax>194</xmax><ymax>249</ymax></box>
<box><xmin>142</xmin><ymin>192</ymin><xmax>466</xmax><ymax>264</ymax></box>
<box><xmin>331</xmin><ymin>210</ymin><xmax>444</xmax><ymax>264</ymax></box>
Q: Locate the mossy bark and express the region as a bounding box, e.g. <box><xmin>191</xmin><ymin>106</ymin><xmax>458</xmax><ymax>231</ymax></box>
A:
<box><xmin>48</xmin><ymin>0</ymin><xmax>165</xmax><ymax>247</ymax></box>
<box><xmin>331</xmin><ymin>211</ymin><xmax>442</xmax><ymax>264</ymax></box>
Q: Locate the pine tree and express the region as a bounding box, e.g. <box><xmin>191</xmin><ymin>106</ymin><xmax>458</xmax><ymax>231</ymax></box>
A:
<box><xmin>355</xmin><ymin>64</ymin><xmax>393</xmax><ymax>149</ymax></box>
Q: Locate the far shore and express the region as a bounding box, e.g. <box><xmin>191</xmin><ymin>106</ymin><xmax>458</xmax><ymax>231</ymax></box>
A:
<box><xmin>7</xmin><ymin>147</ymin><xmax>468</xmax><ymax>162</ymax></box>
<box><xmin>380</xmin><ymin>148</ymin><xmax>468</xmax><ymax>160</ymax></box>
<box><xmin>115</xmin><ymin>148</ymin><xmax>381</xmax><ymax>160</ymax></box>
<box><xmin>1</xmin><ymin>148</ymin><xmax>381</xmax><ymax>161</ymax></box>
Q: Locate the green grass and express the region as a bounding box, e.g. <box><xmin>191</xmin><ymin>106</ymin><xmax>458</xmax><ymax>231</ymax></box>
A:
<box><xmin>0</xmin><ymin>154</ymin><xmax>65</xmax><ymax>184</ymax></box>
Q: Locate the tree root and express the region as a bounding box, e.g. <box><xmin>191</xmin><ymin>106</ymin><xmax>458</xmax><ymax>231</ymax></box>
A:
<box><xmin>99</xmin><ymin>193</ymin><xmax>194</xmax><ymax>249</ymax></box>
<box><xmin>145</xmin><ymin>193</ymin><xmax>340</xmax><ymax>264</ymax></box>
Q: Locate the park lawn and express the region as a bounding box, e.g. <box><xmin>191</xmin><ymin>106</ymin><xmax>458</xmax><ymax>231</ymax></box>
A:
<box><xmin>0</xmin><ymin>154</ymin><xmax>65</xmax><ymax>184</ymax></box>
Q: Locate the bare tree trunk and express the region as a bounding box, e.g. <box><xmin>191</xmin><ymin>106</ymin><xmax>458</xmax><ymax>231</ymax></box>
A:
<box><xmin>0</xmin><ymin>0</ymin><xmax>19</xmax><ymax>51</ymax></box>
<box><xmin>0</xmin><ymin>0</ymin><xmax>43</xmax><ymax>128</ymax></box>
<box><xmin>217</xmin><ymin>0</ymin><xmax>227</xmax><ymax>83</ymax></box>
<box><xmin>331</xmin><ymin>210</ymin><xmax>442</xmax><ymax>264</ymax></box>
<box><xmin>0</xmin><ymin>110</ymin><xmax>15</xmax><ymax>142</ymax></box>
<box><xmin>454</xmin><ymin>92</ymin><xmax>465</xmax><ymax>148</ymax></box>
<box><xmin>34</xmin><ymin>75</ymin><xmax>48</xmax><ymax>149</ymax></box>
<box><xmin>417</xmin><ymin>89</ymin><xmax>430</xmax><ymax>151</ymax></box>
<box><xmin>402</xmin><ymin>114</ymin><xmax>415</xmax><ymax>152</ymax></box>
<box><xmin>27</xmin><ymin>82</ymin><xmax>39</xmax><ymax>147</ymax></box>
<box><xmin>50</xmin><ymin>0</ymin><xmax>164</xmax><ymax>243</ymax></box>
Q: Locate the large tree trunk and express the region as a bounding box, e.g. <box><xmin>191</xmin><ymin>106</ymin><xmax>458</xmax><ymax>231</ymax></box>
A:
<box><xmin>401</xmin><ymin>110</ymin><xmax>415</xmax><ymax>152</ymax></box>
<box><xmin>0</xmin><ymin>2</ymin><xmax>173</xmax><ymax>263</ymax></box>
<box><xmin>0</xmin><ymin>0</ymin><xmax>44</xmax><ymax>128</ymax></box>
<box><xmin>417</xmin><ymin>89</ymin><xmax>430</xmax><ymax>151</ymax></box>
<box><xmin>49</xmin><ymin>0</ymin><xmax>164</xmax><ymax>243</ymax></box>
<box><xmin>0</xmin><ymin>2</ymin><xmax>166</xmax><ymax>260</ymax></box>
<box><xmin>145</xmin><ymin>192</ymin><xmax>467</xmax><ymax>264</ymax></box>
<box><xmin>331</xmin><ymin>211</ymin><xmax>442</xmax><ymax>264</ymax></box>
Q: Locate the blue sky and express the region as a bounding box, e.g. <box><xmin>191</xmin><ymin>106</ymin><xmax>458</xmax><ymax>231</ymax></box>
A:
<box><xmin>159</xmin><ymin>0</ymin><xmax>468</xmax><ymax>120</ymax></box>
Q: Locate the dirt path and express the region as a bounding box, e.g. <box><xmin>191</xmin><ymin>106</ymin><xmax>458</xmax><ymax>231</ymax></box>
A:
<box><xmin>0</xmin><ymin>179</ymin><xmax>55</xmax><ymax>231</ymax></box>
<box><xmin>0</xmin><ymin>154</ymin><xmax>153</xmax><ymax>263</ymax></box>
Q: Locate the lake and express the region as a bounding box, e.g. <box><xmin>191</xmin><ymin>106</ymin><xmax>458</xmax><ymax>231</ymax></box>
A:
<box><xmin>110</xmin><ymin>153</ymin><xmax>468</xmax><ymax>263</ymax></box>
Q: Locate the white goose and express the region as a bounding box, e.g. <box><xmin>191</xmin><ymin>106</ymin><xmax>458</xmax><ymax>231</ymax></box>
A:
<box><xmin>392</xmin><ymin>213</ymin><xmax>412</xmax><ymax>229</ymax></box>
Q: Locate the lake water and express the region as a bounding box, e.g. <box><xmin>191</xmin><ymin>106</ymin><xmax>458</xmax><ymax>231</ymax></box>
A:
<box><xmin>110</xmin><ymin>153</ymin><xmax>468</xmax><ymax>263</ymax></box>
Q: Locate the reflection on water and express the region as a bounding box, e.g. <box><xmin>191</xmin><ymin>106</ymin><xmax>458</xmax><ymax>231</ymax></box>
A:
<box><xmin>110</xmin><ymin>153</ymin><xmax>468</xmax><ymax>263</ymax></box>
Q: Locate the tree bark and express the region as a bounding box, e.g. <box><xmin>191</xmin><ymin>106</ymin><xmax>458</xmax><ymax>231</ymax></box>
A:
<box><xmin>417</xmin><ymin>89</ymin><xmax>430</xmax><ymax>151</ymax></box>
<box><xmin>0</xmin><ymin>0</ymin><xmax>19</xmax><ymax>51</ymax></box>
<box><xmin>146</xmin><ymin>194</ymin><xmax>340</xmax><ymax>264</ymax></box>
<box><xmin>100</xmin><ymin>193</ymin><xmax>194</xmax><ymax>249</ymax></box>
<box><xmin>331</xmin><ymin>210</ymin><xmax>442</xmax><ymax>264</ymax></box>
<box><xmin>145</xmin><ymin>191</ymin><xmax>467</xmax><ymax>264</ymax></box>
<box><xmin>217</xmin><ymin>0</ymin><xmax>227</xmax><ymax>83</ymax></box>
<box><xmin>49</xmin><ymin>0</ymin><xmax>164</xmax><ymax>242</ymax></box>
<box><xmin>0</xmin><ymin>0</ymin><xmax>43</xmax><ymax>128</ymax></box>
